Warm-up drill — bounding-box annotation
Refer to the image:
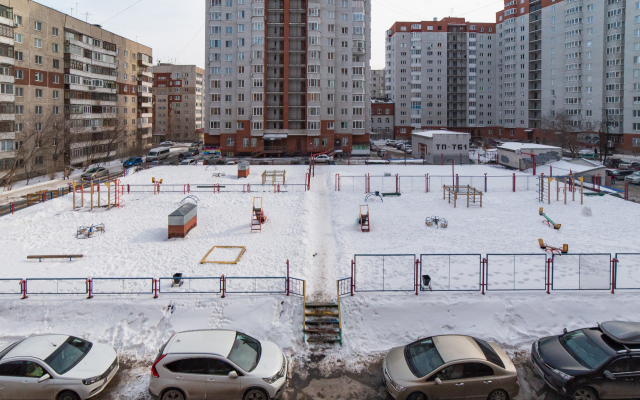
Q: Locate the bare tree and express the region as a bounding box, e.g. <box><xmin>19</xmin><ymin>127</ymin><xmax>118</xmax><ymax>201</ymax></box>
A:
<box><xmin>66</xmin><ymin>110</ymin><xmax>129</xmax><ymax>169</ymax></box>
<box><xmin>542</xmin><ymin>110</ymin><xmax>596</xmax><ymax>158</ymax></box>
<box><xmin>596</xmin><ymin>109</ymin><xmax>622</xmax><ymax>164</ymax></box>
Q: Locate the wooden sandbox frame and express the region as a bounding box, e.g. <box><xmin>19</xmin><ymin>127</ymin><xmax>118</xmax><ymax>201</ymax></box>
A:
<box><xmin>262</xmin><ymin>170</ymin><xmax>286</xmax><ymax>185</ymax></box>
<box><xmin>443</xmin><ymin>185</ymin><xmax>483</xmax><ymax>208</ymax></box>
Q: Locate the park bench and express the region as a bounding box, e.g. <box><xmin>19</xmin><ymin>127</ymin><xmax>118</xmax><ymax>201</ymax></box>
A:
<box><xmin>27</xmin><ymin>255</ymin><xmax>84</xmax><ymax>262</ymax></box>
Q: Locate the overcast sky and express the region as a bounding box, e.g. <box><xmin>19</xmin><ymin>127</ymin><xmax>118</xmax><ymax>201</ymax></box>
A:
<box><xmin>36</xmin><ymin>0</ymin><xmax>502</xmax><ymax>70</ymax></box>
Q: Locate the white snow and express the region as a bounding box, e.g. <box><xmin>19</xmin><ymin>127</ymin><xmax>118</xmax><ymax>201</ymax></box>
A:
<box><xmin>0</xmin><ymin>163</ymin><xmax>639</xmax><ymax>397</ymax></box>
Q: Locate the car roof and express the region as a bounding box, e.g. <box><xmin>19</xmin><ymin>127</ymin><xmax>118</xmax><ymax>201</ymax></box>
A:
<box><xmin>433</xmin><ymin>335</ymin><xmax>486</xmax><ymax>363</ymax></box>
<box><xmin>4</xmin><ymin>335</ymin><xmax>69</xmax><ymax>360</ymax></box>
<box><xmin>600</xmin><ymin>321</ymin><xmax>640</xmax><ymax>345</ymax></box>
<box><xmin>166</xmin><ymin>330</ymin><xmax>237</xmax><ymax>356</ymax></box>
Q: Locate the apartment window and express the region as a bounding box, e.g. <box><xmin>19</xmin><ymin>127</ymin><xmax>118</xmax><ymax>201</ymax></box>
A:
<box><xmin>34</xmin><ymin>72</ymin><xmax>43</xmax><ymax>82</ymax></box>
<box><xmin>53</xmin><ymin>59</ymin><xmax>59</xmax><ymax>69</ymax></box>
<box><xmin>35</xmin><ymin>105</ymin><xmax>43</xmax><ymax>114</ymax></box>
<box><xmin>15</xmin><ymin>105</ymin><xmax>23</xmax><ymax>115</ymax></box>
<box><xmin>14</xmin><ymin>51</ymin><xmax>23</xmax><ymax>61</ymax></box>
<box><xmin>34</xmin><ymin>21</ymin><xmax>42</xmax><ymax>31</ymax></box>
<box><xmin>14</xmin><ymin>33</ymin><xmax>22</xmax><ymax>43</ymax></box>
<box><xmin>53</xmin><ymin>90</ymin><xmax>59</xmax><ymax>99</ymax></box>
<box><xmin>34</xmin><ymin>56</ymin><xmax>43</xmax><ymax>65</ymax></box>
<box><xmin>16</xmin><ymin>87</ymin><xmax>23</xmax><ymax>97</ymax></box>
<box><xmin>35</xmin><ymin>38</ymin><xmax>42</xmax><ymax>48</ymax></box>
<box><xmin>52</xmin><ymin>43</ymin><xmax>59</xmax><ymax>53</ymax></box>
<box><xmin>15</xmin><ymin>70</ymin><xmax>23</xmax><ymax>79</ymax></box>
<box><xmin>53</xmin><ymin>106</ymin><xmax>59</xmax><ymax>115</ymax></box>
<box><xmin>14</xmin><ymin>15</ymin><xmax>22</xmax><ymax>26</ymax></box>
<box><xmin>227</xmin><ymin>137</ymin><xmax>235</xmax><ymax>146</ymax></box>
<box><xmin>52</xmin><ymin>27</ymin><xmax>59</xmax><ymax>36</ymax></box>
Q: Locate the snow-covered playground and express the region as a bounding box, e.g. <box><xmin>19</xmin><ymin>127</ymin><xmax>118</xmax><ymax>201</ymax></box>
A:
<box><xmin>1</xmin><ymin>163</ymin><xmax>640</xmax><ymax>398</ymax></box>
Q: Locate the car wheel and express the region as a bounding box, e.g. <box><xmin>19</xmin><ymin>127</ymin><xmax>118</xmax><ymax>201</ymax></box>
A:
<box><xmin>573</xmin><ymin>387</ymin><xmax>598</xmax><ymax>400</ymax></box>
<box><xmin>243</xmin><ymin>388</ymin><xmax>269</xmax><ymax>400</ymax></box>
<box><xmin>407</xmin><ymin>392</ymin><xmax>427</xmax><ymax>400</ymax></box>
<box><xmin>57</xmin><ymin>391</ymin><xmax>80</xmax><ymax>400</ymax></box>
<box><xmin>488</xmin><ymin>389</ymin><xmax>509</xmax><ymax>400</ymax></box>
<box><xmin>161</xmin><ymin>389</ymin><xmax>185</xmax><ymax>400</ymax></box>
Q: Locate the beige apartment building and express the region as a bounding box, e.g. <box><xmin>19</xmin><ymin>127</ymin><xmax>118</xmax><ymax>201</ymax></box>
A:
<box><xmin>153</xmin><ymin>63</ymin><xmax>205</xmax><ymax>144</ymax></box>
<box><xmin>0</xmin><ymin>0</ymin><xmax>152</xmax><ymax>184</ymax></box>
<box><xmin>369</xmin><ymin>69</ymin><xmax>385</xmax><ymax>99</ymax></box>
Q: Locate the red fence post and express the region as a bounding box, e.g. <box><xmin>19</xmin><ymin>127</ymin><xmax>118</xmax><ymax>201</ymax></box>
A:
<box><xmin>10</xmin><ymin>202</ymin><xmax>14</xmax><ymax>214</ymax></box>
<box><xmin>415</xmin><ymin>259</ymin><xmax>420</xmax><ymax>295</ymax></box>
<box><xmin>611</xmin><ymin>258</ymin><xmax>618</xmax><ymax>294</ymax></box>
<box><xmin>481</xmin><ymin>258</ymin><xmax>486</xmax><ymax>295</ymax></box>
<box><xmin>86</xmin><ymin>279</ymin><xmax>93</xmax><ymax>299</ymax></box>
<box><xmin>546</xmin><ymin>258</ymin><xmax>552</xmax><ymax>294</ymax></box>
<box><xmin>396</xmin><ymin>174</ymin><xmax>399</xmax><ymax>194</ymax></box>
<box><xmin>484</xmin><ymin>173</ymin><xmax>487</xmax><ymax>192</ymax></box>
<box><xmin>286</xmin><ymin>260</ymin><xmax>290</xmax><ymax>296</ymax></box>
<box><xmin>20</xmin><ymin>280</ymin><xmax>27</xmax><ymax>299</ymax></box>
<box><xmin>153</xmin><ymin>279</ymin><xmax>159</xmax><ymax>299</ymax></box>
<box><xmin>221</xmin><ymin>275</ymin><xmax>226</xmax><ymax>298</ymax></box>
<box><xmin>512</xmin><ymin>173</ymin><xmax>516</xmax><ymax>192</ymax></box>
<box><xmin>456</xmin><ymin>174</ymin><xmax>459</xmax><ymax>187</ymax></box>
<box><xmin>625</xmin><ymin>181</ymin><xmax>629</xmax><ymax>200</ymax></box>
<box><xmin>127</xmin><ymin>184</ymin><xmax>130</xmax><ymax>194</ymax></box>
<box><xmin>41</xmin><ymin>192</ymin><xmax>46</xmax><ymax>203</ymax></box>
<box><xmin>350</xmin><ymin>260</ymin><xmax>355</xmax><ymax>296</ymax></box>
<box><xmin>426</xmin><ymin>174</ymin><xmax>429</xmax><ymax>193</ymax></box>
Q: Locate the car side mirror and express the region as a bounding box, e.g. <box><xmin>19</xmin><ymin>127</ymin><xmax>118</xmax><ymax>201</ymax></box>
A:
<box><xmin>603</xmin><ymin>370</ymin><xmax>615</xmax><ymax>380</ymax></box>
<box><xmin>435</xmin><ymin>377</ymin><xmax>443</xmax><ymax>386</ymax></box>
<box><xmin>38</xmin><ymin>374</ymin><xmax>50</xmax><ymax>383</ymax></box>
<box><xmin>228</xmin><ymin>371</ymin><xmax>238</xmax><ymax>379</ymax></box>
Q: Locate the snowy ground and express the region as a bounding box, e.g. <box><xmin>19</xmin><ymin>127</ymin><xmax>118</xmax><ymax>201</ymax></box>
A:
<box><xmin>0</xmin><ymin>163</ymin><xmax>639</xmax><ymax>399</ymax></box>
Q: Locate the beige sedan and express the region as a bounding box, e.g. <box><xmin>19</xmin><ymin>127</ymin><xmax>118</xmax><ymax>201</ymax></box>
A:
<box><xmin>383</xmin><ymin>335</ymin><xmax>519</xmax><ymax>400</ymax></box>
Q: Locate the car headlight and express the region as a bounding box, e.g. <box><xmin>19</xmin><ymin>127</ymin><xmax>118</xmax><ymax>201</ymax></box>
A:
<box><xmin>385</xmin><ymin>368</ymin><xmax>406</xmax><ymax>392</ymax></box>
<box><xmin>551</xmin><ymin>367</ymin><xmax>573</xmax><ymax>381</ymax></box>
<box><xmin>263</xmin><ymin>354</ymin><xmax>286</xmax><ymax>384</ymax></box>
<box><xmin>82</xmin><ymin>376</ymin><xmax>103</xmax><ymax>385</ymax></box>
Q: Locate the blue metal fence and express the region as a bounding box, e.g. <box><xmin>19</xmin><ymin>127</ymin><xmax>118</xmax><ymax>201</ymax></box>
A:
<box><xmin>486</xmin><ymin>254</ymin><xmax>547</xmax><ymax>291</ymax></box>
<box><xmin>552</xmin><ymin>254</ymin><xmax>612</xmax><ymax>291</ymax></box>
<box><xmin>353</xmin><ymin>254</ymin><xmax>416</xmax><ymax>292</ymax></box>
<box><xmin>91</xmin><ymin>277</ymin><xmax>154</xmax><ymax>295</ymax></box>
<box><xmin>420</xmin><ymin>254</ymin><xmax>482</xmax><ymax>291</ymax></box>
<box><xmin>0</xmin><ymin>279</ymin><xmax>24</xmax><ymax>295</ymax></box>
<box><xmin>158</xmin><ymin>277</ymin><xmax>221</xmax><ymax>294</ymax></box>
<box><xmin>614</xmin><ymin>253</ymin><xmax>640</xmax><ymax>290</ymax></box>
<box><xmin>225</xmin><ymin>277</ymin><xmax>287</xmax><ymax>294</ymax></box>
<box><xmin>25</xmin><ymin>278</ymin><xmax>88</xmax><ymax>295</ymax></box>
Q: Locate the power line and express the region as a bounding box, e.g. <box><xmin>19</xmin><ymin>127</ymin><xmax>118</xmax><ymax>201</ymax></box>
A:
<box><xmin>175</xmin><ymin>23</ymin><xmax>205</xmax><ymax>61</ymax></box>
<box><xmin>101</xmin><ymin>0</ymin><xmax>144</xmax><ymax>25</ymax></box>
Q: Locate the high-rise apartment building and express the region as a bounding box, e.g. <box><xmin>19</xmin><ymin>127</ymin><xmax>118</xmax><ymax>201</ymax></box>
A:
<box><xmin>384</xmin><ymin>2</ymin><xmax>640</xmax><ymax>152</ymax></box>
<box><xmin>370</xmin><ymin>68</ymin><xmax>385</xmax><ymax>98</ymax></box>
<box><xmin>0</xmin><ymin>0</ymin><xmax>152</xmax><ymax>183</ymax></box>
<box><xmin>384</xmin><ymin>18</ymin><xmax>497</xmax><ymax>141</ymax></box>
<box><xmin>153</xmin><ymin>63</ymin><xmax>205</xmax><ymax>144</ymax></box>
<box><xmin>205</xmin><ymin>0</ymin><xmax>371</xmax><ymax>157</ymax></box>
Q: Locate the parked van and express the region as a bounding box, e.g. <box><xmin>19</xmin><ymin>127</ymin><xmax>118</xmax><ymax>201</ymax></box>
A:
<box><xmin>147</xmin><ymin>147</ymin><xmax>170</xmax><ymax>162</ymax></box>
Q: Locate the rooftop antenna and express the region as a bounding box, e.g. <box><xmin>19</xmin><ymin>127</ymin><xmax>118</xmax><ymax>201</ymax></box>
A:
<box><xmin>76</xmin><ymin>3</ymin><xmax>80</xmax><ymax>18</ymax></box>
<box><xmin>450</xmin><ymin>8</ymin><xmax>454</xmax><ymax>17</ymax></box>
<box><xmin>70</xmin><ymin>7</ymin><xmax>73</xmax><ymax>16</ymax></box>
<box><xmin>84</xmin><ymin>12</ymin><xmax>91</xmax><ymax>22</ymax></box>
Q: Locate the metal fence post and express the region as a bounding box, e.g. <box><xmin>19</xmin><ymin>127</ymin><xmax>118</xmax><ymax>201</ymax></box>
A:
<box><xmin>481</xmin><ymin>258</ymin><xmax>487</xmax><ymax>295</ymax></box>
<box><xmin>512</xmin><ymin>173</ymin><xmax>516</xmax><ymax>192</ymax></box>
<box><xmin>350</xmin><ymin>260</ymin><xmax>354</xmax><ymax>296</ymax></box>
<box><xmin>286</xmin><ymin>260</ymin><xmax>290</xmax><ymax>296</ymax></box>
<box><xmin>415</xmin><ymin>259</ymin><xmax>420</xmax><ymax>295</ymax></box>
<box><xmin>546</xmin><ymin>258</ymin><xmax>552</xmax><ymax>294</ymax></box>
<box><xmin>20</xmin><ymin>280</ymin><xmax>27</xmax><ymax>299</ymax></box>
<box><xmin>611</xmin><ymin>258</ymin><xmax>618</xmax><ymax>294</ymax></box>
<box><xmin>221</xmin><ymin>275</ymin><xmax>226</xmax><ymax>298</ymax></box>
<box><xmin>153</xmin><ymin>279</ymin><xmax>159</xmax><ymax>299</ymax></box>
<box><xmin>86</xmin><ymin>278</ymin><xmax>93</xmax><ymax>299</ymax></box>
<box><xmin>484</xmin><ymin>173</ymin><xmax>487</xmax><ymax>192</ymax></box>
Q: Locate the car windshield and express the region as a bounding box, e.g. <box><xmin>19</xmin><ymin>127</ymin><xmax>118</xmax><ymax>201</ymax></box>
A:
<box><xmin>44</xmin><ymin>337</ymin><xmax>92</xmax><ymax>375</ymax></box>
<box><xmin>404</xmin><ymin>338</ymin><xmax>445</xmax><ymax>378</ymax></box>
<box><xmin>560</xmin><ymin>330</ymin><xmax>610</xmax><ymax>369</ymax></box>
<box><xmin>86</xmin><ymin>168</ymin><xmax>97</xmax><ymax>173</ymax></box>
<box><xmin>227</xmin><ymin>333</ymin><xmax>261</xmax><ymax>372</ymax></box>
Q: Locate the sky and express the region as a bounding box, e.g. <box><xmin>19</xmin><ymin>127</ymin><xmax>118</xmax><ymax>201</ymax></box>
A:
<box><xmin>36</xmin><ymin>0</ymin><xmax>503</xmax><ymax>70</ymax></box>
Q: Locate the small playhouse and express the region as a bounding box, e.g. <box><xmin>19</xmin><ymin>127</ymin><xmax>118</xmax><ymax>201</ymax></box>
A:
<box><xmin>168</xmin><ymin>203</ymin><xmax>197</xmax><ymax>239</ymax></box>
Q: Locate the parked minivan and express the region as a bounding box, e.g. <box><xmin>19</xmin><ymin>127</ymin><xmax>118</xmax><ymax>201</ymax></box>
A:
<box><xmin>147</xmin><ymin>147</ymin><xmax>171</xmax><ymax>162</ymax></box>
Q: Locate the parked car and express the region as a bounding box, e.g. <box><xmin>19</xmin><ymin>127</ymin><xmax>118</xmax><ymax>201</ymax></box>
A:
<box><xmin>202</xmin><ymin>155</ymin><xmax>223</xmax><ymax>165</ymax></box>
<box><xmin>159</xmin><ymin>141</ymin><xmax>174</xmax><ymax>147</ymax></box>
<box><xmin>226</xmin><ymin>160</ymin><xmax>237</xmax><ymax>165</ymax></box>
<box><xmin>612</xmin><ymin>169</ymin><xmax>635</xmax><ymax>177</ymax></box>
<box><xmin>387</xmin><ymin>140</ymin><xmax>397</xmax><ymax>147</ymax></box>
<box><xmin>0</xmin><ymin>334</ymin><xmax>118</xmax><ymax>400</ymax></box>
<box><xmin>186</xmin><ymin>149</ymin><xmax>200</xmax><ymax>157</ymax></box>
<box><xmin>377</xmin><ymin>149</ymin><xmax>387</xmax><ymax>158</ymax></box>
<box><xmin>123</xmin><ymin>157</ymin><xmax>144</xmax><ymax>168</ymax></box>
<box><xmin>371</xmin><ymin>144</ymin><xmax>379</xmax><ymax>151</ymax></box>
<box><xmin>314</xmin><ymin>154</ymin><xmax>332</xmax><ymax>163</ymax></box>
<box><xmin>383</xmin><ymin>335</ymin><xmax>519</xmax><ymax>400</ymax></box>
<box><xmin>149</xmin><ymin>330</ymin><xmax>287</xmax><ymax>400</ymax></box>
<box><xmin>531</xmin><ymin>321</ymin><xmax>640</xmax><ymax>400</ymax></box>
<box><xmin>179</xmin><ymin>159</ymin><xmax>196</xmax><ymax>166</ymax></box>
<box><xmin>80</xmin><ymin>167</ymin><xmax>109</xmax><ymax>181</ymax></box>
<box><xmin>624</xmin><ymin>171</ymin><xmax>640</xmax><ymax>184</ymax></box>
<box><xmin>147</xmin><ymin>147</ymin><xmax>171</xmax><ymax>162</ymax></box>
<box><xmin>605</xmin><ymin>158</ymin><xmax>623</xmax><ymax>168</ymax></box>
<box><xmin>620</xmin><ymin>161</ymin><xmax>640</xmax><ymax>170</ymax></box>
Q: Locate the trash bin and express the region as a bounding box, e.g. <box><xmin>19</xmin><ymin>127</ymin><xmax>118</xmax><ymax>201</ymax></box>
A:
<box><xmin>422</xmin><ymin>275</ymin><xmax>432</xmax><ymax>290</ymax></box>
<box><xmin>238</xmin><ymin>162</ymin><xmax>250</xmax><ymax>178</ymax></box>
<box><xmin>172</xmin><ymin>273</ymin><xmax>184</xmax><ymax>287</ymax></box>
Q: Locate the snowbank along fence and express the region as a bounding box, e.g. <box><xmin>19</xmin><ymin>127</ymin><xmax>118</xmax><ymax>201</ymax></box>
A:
<box><xmin>338</xmin><ymin>253</ymin><xmax>640</xmax><ymax>296</ymax></box>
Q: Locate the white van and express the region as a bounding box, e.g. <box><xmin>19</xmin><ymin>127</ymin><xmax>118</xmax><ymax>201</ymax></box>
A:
<box><xmin>147</xmin><ymin>147</ymin><xmax>170</xmax><ymax>162</ymax></box>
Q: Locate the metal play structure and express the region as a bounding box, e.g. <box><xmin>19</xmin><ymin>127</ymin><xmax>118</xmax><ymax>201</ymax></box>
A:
<box><xmin>538</xmin><ymin>238</ymin><xmax>568</xmax><ymax>254</ymax></box>
<box><xmin>76</xmin><ymin>224</ymin><xmax>105</xmax><ymax>239</ymax></box>
<box><xmin>426</xmin><ymin>216</ymin><xmax>448</xmax><ymax>229</ymax></box>
<box><xmin>251</xmin><ymin>197</ymin><xmax>267</xmax><ymax>233</ymax></box>
<box><xmin>364</xmin><ymin>191</ymin><xmax>383</xmax><ymax>202</ymax></box>
<box><xmin>262</xmin><ymin>170</ymin><xmax>286</xmax><ymax>185</ymax></box>
<box><xmin>538</xmin><ymin>174</ymin><xmax>583</xmax><ymax>205</ymax></box>
<box><xmin>443</xmin><ymin>185</ymin><xmax>483</xmax><ymax>208</ymax></box>
<box><xmin>539</xmin><ymin>207</ymin><xmax>561</xmax><ymax>230</ymax></box>
<box><xmin>72</xmin><ymin>179</ymin><xmax>120</xmax><ymax>211</ymax></box>
<box><xmin>357</xmin><ymin>205</ymin><xmax>370</xmax><ymax>232</ymax></box>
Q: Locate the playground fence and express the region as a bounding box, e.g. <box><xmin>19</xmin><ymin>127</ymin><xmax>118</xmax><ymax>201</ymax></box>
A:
<box><xmin>158</xmin><ymin>277</ymin><xmax>221</xmax><ymax>294</ymax></box>
<box><xmin>125</xmin><ymin>183</ymin><xmax>308</xmax><ymax>194</ymax></box>
<box><xmin>224</xmin><ymin>277</ymin><xmax>287</xmax><ymax>294</ymax></box>
<box><xmin>552</xmin><ymin>254</ymin><xmax>612</xmax><ymax>291</ymax></box>
<box><xmin>419</xmin><ymin>254</ymin><xmax>482</xmax><ymax>291</ymax></box>
<box><xmin>485</xmin><ymin>254</ymin><xmax>547</xmax><ymax>291</ymax></box>
<box><xmin>614</xmin><ymin>253</ymin><xmax>640</xmax><ymax>290</ymax></box>
<box><xmin>353</xmin><ymin>254</ymin><xmax>417</xmax><ymax>292</ymax></box>
<box><xmin>0</xmin><ymin>279</ymin><xmax>25</xmax><ymax>294</ymax></box>
<box><xmin>25</xmin><ymin>278</ymin><xmax>89</xmax><ymax>295</ymax></box>
<box><xmin>91</xmin><ymin>277</ymin><xmax>155</xmax><ymax>295</ymax></box>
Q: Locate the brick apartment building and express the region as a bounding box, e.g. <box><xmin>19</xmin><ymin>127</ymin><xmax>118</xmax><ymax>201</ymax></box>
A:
<box><xmin>153</xmin><ymin>63</ymin><xmax>205</xmax><ymax>144</ymax></box>
<box><xmin>204</xmin><ymin>0</ymin><xmax>372</xmax><ymax>157</ymax></box>
<box><xmin>0</xmin><ymin>0</ymin><xmax>153</xmax><ymax>183</ymax></box>
<box><xmin>370</xmin><ymin>98</ymin><xmax>393</xmax><ymax>140</ymax></box>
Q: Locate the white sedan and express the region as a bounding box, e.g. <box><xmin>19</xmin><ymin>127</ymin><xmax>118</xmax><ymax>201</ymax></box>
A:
<box><xmin>313</xmin><ymin>154</ymin><xmax>332</xmax><ymax>163</ymax></box>
<box><xmin>0</xmin><ymin>335</ymin><xmax>119</xmax><ymax>400</ymax></box>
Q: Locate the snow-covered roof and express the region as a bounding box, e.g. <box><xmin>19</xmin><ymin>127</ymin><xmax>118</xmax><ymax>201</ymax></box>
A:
<box><xmin>411</xmin><ymin>130</ymin><xmax>470</xmax><ymax>139</ymax></box>
<box><xmin>167</xmin><ymin>330</ymin><xmax>236</xmax><ymax>356</ymax></box>
<box><xmin>497</xmin><ymin>142</ymin><xmax>560</xmax><ymax>151</ymax></box>
<box><xmin>5</xmin><ymin>335</ymin><xmax>69</xmax><ymax>360</ymax></box>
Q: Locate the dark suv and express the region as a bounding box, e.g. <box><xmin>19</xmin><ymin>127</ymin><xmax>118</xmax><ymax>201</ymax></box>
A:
<box><xmin>531</xmin><ymin>321</ymin><xmax>640</xmax><ymax>400</ymax></box>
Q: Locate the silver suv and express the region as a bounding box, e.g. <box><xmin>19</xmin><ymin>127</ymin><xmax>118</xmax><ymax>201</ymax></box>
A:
<box><xmin>149</xmin><ymin>330</ymin><xmax>287</xmax><ymax>400</ymax></box>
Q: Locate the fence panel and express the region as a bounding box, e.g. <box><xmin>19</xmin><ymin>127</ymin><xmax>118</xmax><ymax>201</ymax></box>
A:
<box><xmin>92</xmin><ymin>278</ymin><xmax>154</xmax><ymax>295</ymax></box>
<box><xmin>158</xmin><ymin>277</ymin><xmax>221</xmax><ymax>294</ymax></box>
<box><xmin>225</xmin><ymin>277</ymin><xmax>285</xmax><ymax>294</ymax></box>
<box><xmin>367</xmin><ymin>176</ymin><xmax>397</xmax><ymax>193</ymax></box>
<box><xmin>354</xmin><ymin>254</ymin><xmax>416</xmax><ymax>292</ymax></box>
<box><xmin>615</xmin><ymin>253</ymin><xmax>640</xmax><ymax>290</ymax></box>
<box><xmin>25</xmin><ymin>278</ymin><xmax>88</xmax><ymax>295</ymax></box>
<box><xmin>399</xmin><ymin>176</ymin><xmax>427</xmax><ymax>193</ymax></box>
<box><xmin>486</xmin><ymin>254</ymin><xmax>547</xmax><ymax>291</ymax></box>
<box><xmin>552</xmin><ymin>254</ymin><xmax>611</xmax><ymax>290</ymax></box>
<box><xmin>420</xmin><ymin>254</ymin><xmax>481</xmax><ymax>291</ymax></box>
<box><xmin>0</xmin><ymin>279</ymin><xmax>23</xmax><ymax>294</ymax></box>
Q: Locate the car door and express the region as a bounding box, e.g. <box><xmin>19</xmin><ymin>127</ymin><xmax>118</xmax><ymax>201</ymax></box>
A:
<box><xmin>19</xmin><ymin>361</ymin><xmax>54</xmax><ymax>400</ymax></box>
<box><xmin>460</xmin><ymin>362</ymin><xmax>498</xmax><ymax>400</ymax></box>
<box><xmin>0</xmin><ymin>361</ymin><xmax>25</xmax><ymax>399</ymax></box>
<box><xmin>206</xmin><ymin>358</ymin><xmax>242</xmax><ymax>399</ymax></box>
<box><xmin>164</xmin><ymin>358</ymin><xmax>209</xmax><ymax>400</ymax></box>
<box><xmin>600</xmin><ymin>357</ymin><xmax>636</xmax><ymax>399</ymax></box>
<box><xmin>424</xmin><ymin>363</ymin><xmax>467</xmax><ymax>400</ymax></box>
